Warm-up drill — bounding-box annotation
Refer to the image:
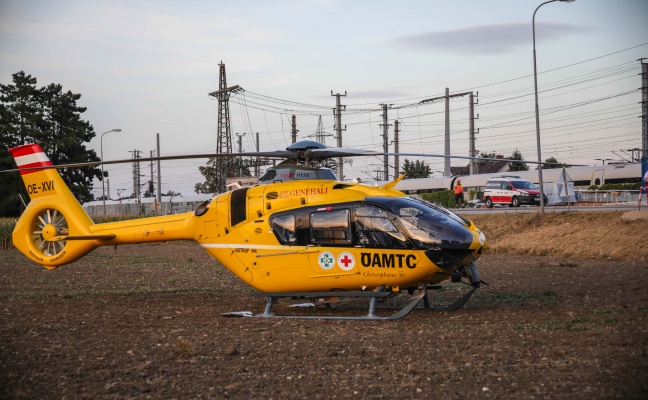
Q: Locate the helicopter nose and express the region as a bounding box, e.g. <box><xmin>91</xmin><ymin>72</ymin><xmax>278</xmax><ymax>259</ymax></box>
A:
<box><xmin>424</xmin><ymin>246</ymin><xmax>475</xmax><ymax>271</ymax></box>
<box><xmin>422</xmin><ymin>221</ymin><xmax>477</xmax><ymax>270</ymax></box>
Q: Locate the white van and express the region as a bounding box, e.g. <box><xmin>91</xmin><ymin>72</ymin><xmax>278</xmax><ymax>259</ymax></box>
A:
<box><xmin>482</xmin><ymin>176</ymin><xmax>545</xmax><ymax>208</ymax></box>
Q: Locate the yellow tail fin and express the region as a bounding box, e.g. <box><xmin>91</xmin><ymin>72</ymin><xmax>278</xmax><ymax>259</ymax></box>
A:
<box><xmin>10</xmin><ymin>144</ymin><xmax>97</xmax><ymax>269</ymax></box>
<box><xmin>10</xmin><ymin>144</ymin><xmax>199</xmax><ymax>270</ymax></box>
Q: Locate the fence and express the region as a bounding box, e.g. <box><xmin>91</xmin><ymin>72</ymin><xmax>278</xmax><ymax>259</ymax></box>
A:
<box><xmin>83</xmin><ymin>201</ymin><xmax>204</xmax><ymax>217</ymax></box>
<box><xmin>577</xmin><ymin>190</ymin><xmax>644</xmax><ymax>205</ymax></box>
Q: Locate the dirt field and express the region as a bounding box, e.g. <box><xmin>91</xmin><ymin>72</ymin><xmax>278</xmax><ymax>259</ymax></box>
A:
<box><xmin>1</xmin><ymin>211</ymin><xmax>647</xmax><ymax>399</ymax></box>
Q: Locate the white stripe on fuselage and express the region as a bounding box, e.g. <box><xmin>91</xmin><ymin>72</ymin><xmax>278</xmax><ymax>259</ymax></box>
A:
<box><xmin>201</xmin><ymin>244</ymin><xmax>286</xmax><ymax>250</ymax></box>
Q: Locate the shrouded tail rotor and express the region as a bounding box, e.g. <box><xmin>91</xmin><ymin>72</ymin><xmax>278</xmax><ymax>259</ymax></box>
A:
<box><xmin>31</xmin><ymin>208</ymin><xmax>69</xmax><ymax>257</ymax></box>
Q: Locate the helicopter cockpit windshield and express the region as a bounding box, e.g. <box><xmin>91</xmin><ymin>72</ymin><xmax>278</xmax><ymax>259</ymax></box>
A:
<box><xmin>365</xmin><ymin>196</ymin><xmax>473</xmax><ymax>250</ymax></box>
<box><xmin>260</xmin><ymin>166</ymin><xmax>337</xmax><ymax>183</ymax></box>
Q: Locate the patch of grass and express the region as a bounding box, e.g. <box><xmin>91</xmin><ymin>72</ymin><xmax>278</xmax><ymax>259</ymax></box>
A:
<box><xmin>175</xmin><ymin>337</ymin><xmax>194</xmax><ymax>356</ymax></box>
<box><xmin>0</xmin><ymin>218</ymin><xmax>17</xmax><ymax>249</ymax></box>
<box><xmin>541</xmin><ymin>320</ymin><xmax>589</xmax><ymax>332</ymax></box>
<box><xmin>428</xmin><ymin>320</ymin><xmax>451</xmax><ymax>329</ymax></box>
<box><xmin>512</xmin><ymin>316</ymin><xmax>591</xmax><ymax>332</ymax></box>
<box><xmin>475</xmin><ymin>290</ymin><xmax>558</xmax><ymax>307</ymax></box>
<box><xmin>594</xmin><ymin>307</ymin><xmax>625</xmax><ymax>315</ymax></box>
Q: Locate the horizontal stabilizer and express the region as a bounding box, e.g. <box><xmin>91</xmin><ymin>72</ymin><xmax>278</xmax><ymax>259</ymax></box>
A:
<box><xmin>46</xmin><ymin>234</ymin><xmax>116</xmax><ymax>242</ymax></box>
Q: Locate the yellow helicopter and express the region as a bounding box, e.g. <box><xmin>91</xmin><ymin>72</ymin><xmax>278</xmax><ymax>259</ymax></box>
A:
<box><xmin>7</xmin><ymin>140</ymin><xmax>487</xmax><ymax>320</ymax></box>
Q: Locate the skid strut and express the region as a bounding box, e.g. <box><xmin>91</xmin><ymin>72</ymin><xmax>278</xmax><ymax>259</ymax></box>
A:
<box><xmin>224</xmin><ymin>286</ymin><xmax>429</xmax><ymax>320</ymax></box>
<box><xmin>223</xmin><ymin>284</ymin><xmax>478</xmax><ymax>320</ymax></box>
<box><xmin>223</xmin><ymin>262</ymin><xmax>483</xmax><ymax>320</ymax></box>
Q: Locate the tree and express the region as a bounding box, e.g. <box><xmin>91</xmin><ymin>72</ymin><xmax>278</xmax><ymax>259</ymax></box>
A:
<box><xmin>0</xmin><ymin>71</ymin><xmax>101</xmax><ymax>216</ymax></box>
<box><xmin>402</xmin><ymin>159</ymin><xmax>431</xmax><ymax>179</ymax></box>
<box><xmin>37</xmin><ymin>83</ymin><xmax>102</xmax><ymax>202</ymax></box>
<box><xmin>538</xmin><ymin>156</ymin><xmax>567</xmax><ymax>170</ymax></box>
<box><xmin>0</xmin><ymin>72</ymin><xmax>40</xmax><ymax>216</ymax></box>
<box><xmin>508</xmin><ymin>149</ymin><xmax>529</xmax><ymax>172</ymax></box>
<box><xmin>477</xmin><ymin>151</ymin><xmax>498</xmax><ymax>164</ymax></box>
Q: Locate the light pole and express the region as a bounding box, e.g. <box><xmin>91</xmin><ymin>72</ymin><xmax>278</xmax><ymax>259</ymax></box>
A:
<box><xmin>533</xmin><ymin>0</ymin><xmax>575</xmax><ymax>213</ymax></box>
<box><xmin>100</xmin><ymin>129</ymin><xmax>122</xmax><ymax>215</ymax></box>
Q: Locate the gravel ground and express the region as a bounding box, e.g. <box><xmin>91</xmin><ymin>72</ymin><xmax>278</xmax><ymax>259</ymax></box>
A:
<box><xmin>1</xmin><ymin>242</ymin><xmax>647</xmax><ymax>399</ymax></box>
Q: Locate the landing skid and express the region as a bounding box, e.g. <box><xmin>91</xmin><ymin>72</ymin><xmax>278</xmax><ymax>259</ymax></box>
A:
<box><xmin>423</xmin><ymin>286</ymin><xmax>477</xmax><ymax>311</ymax></box>
<box><xmin>222</xmin><ymin>284</ymin><xmax>478</xmax><ymax>321</ymax></box>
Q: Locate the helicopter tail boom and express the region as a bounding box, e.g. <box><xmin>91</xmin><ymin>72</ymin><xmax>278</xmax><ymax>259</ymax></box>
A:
<box><xmin>9</xmin><ymin>144</ymin><xmax>197</xmax><ymax>269</ymax></box>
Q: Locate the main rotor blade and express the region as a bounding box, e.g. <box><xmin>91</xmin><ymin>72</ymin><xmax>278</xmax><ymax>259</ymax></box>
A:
<box><xmin>383</xmin><ymin>153</ymin><xmax>582</xmax><ymax>166</ymax></box>
<box><xmin>304</xmin><ymin>147</ymin><xmax>383</xmax><ymax>159</ymax></box>
<box><xmin>0</xmin><ymin>150</ymin><xmax>295</xmax><ymax>174</ymax></box>
<box><xmin>0</xmin><ymin>145</ymin><xmax>585</xmax><ymax>174</ymax></box>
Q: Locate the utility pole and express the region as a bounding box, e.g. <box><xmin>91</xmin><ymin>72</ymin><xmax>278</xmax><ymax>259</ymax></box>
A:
<box><xmin>129</xmin><ymin>149</ymin><xmax>142</xmax><ymax>202</ymax></box>
<box><xmin>208</xmin><ymin>62</ymin><xmax>243</xmax><ymax>194</ymax></box>
<box><xmin>291</xmin><ymin>115</ymin><xmax>298</xmax><ymax>143</ymax></box>
<box><xmin>156</xmin><ymin>133</ymin><xmax>161</xmax><ymax>213</ymax></box>
<box><xmin>444</xmin><ymin>88</ymin><xmax>450</xmax><ymax>176</ymax></box>
<box><xmin>420</xmin><ymin>89</ymin><xmax>472</xmax><ymax>177</ymax></box>
<box><xmin>149</xmin><ymin>150</ymin><xmax>155</xmax><ymax>196</ymax></box>
<box><xmin>380</xmin><ymin>104</ymin><xmax>392</xmax><ymax>181</ymax></box>
<box><xmin>393</xmin><ymin>120</ymin><xmax>400</xmax><ymax>178</ymax></box>
<box><xmin>331</xmin><ymin>91</ymin><xmax>347</xmax><ymax>181</ymax></box>
<box><xmin>255</xmin><ymin>132</ymin><xmax>260</xmax><ymax>177</ymax></box>
<box><xmin>641</xmin><ymin>59</ymin><xmax>647</xmax><ymax>159</ymax></box>
<box><xmin>469</xmin><ymin>92</ymin><xmax>479</xmax><ymax>175</ymax></box>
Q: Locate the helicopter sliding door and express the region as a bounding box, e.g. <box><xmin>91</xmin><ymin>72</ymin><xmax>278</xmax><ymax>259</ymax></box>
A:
<box><xmin>307</xmin><ymin>207</ymin><xmax>361</xmax><ymax>278</ymax></box>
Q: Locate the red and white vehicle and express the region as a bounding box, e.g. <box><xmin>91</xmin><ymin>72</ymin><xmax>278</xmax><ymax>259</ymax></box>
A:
<box><xmin>482</xmin><ymin>176</ymin><xmax>545</xmax><ymax>208</ymax></box>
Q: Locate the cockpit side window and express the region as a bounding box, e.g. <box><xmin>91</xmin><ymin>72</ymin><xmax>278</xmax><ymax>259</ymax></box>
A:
<box><xmin>270</xmin><ymin>214</ymin><xmax>296</xmax><ymax>244</ymax></box>
<box><xmin>310</xmin><ymin>209</ymin><xmax>351</xmax><ymax>245</ymax></box>
<box><xmin>354</xmin><ymin>204</ymin><xmax>408</xmax><ymax>248</ymax></box>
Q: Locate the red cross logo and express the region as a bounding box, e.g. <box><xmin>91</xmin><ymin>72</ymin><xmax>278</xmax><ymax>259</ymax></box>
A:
<box><xmin>340</xmin><ymin>255</ymin><xmax>352</xmax><ymax>267</ymax></box>
<box><xmin>337</xmin><ymin>252</ymin><xmax>355</xmax><ymax>271</ymax></box>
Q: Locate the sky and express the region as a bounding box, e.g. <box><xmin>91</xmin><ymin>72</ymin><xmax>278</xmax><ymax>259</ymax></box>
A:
<box><xmin>1</xmin><ymin>0</ymin><xmax>647</xmax><ymax>198</ymax></box>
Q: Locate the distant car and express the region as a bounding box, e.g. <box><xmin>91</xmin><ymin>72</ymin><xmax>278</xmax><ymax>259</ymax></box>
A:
<box><xmin>482</xmin><ymin>176</ymin><xmax>546</xmax><ymax>208</ymax></box>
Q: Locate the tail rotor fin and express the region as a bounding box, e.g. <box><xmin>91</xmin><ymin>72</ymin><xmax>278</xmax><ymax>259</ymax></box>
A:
<box><xmin>10</xmin><ymin>144</ymin><xmax>97</xmax><ymax>269</ymax></box>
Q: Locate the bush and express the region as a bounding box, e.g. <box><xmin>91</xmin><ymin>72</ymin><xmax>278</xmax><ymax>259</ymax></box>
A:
<box><xmin>419</xmin><ymin>190</ymin><xmax>455</xmax><ymax>209</ymax></box>
<box><xmin>0</xmin><ymin>218</ymin><xmax>16</xmax><ymax>249</ymax></box>
<box><xmin>469</xmin><ymin>190</ymin><xmax>483</xmax><ymax>201</ymax></box>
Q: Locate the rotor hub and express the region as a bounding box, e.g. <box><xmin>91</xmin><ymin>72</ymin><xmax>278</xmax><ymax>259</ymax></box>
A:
<box><xmin>41</xmin><ymin>223</ymin><xmax>59</xmax><ymax>240</ymax></box>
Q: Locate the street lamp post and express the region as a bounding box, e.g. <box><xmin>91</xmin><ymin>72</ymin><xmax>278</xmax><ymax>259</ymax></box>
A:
<box><xmin>533</xmin><ymin>0</ymin><xmax>575</xmax><ymax>213</ymax></box>
<box><xmin>100</xmin><ymin>129</ymin><xmax>122</xmax><ymax>215</ymax></box>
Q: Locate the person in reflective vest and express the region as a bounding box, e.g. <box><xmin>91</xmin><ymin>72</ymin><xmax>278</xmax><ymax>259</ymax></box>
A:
<box><xmin>454</xmin><ymin>180</ymin><xmax>465</xmax><ymax>208</ymax></box>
